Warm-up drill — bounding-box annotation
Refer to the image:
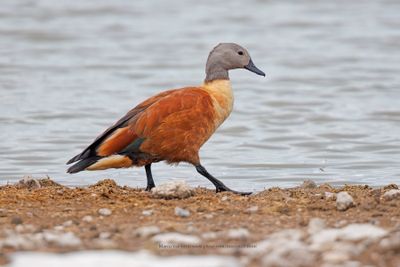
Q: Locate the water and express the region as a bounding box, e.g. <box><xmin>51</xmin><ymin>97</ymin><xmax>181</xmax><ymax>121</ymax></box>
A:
<box><xmin>1</xmin><ymin>0</ymin><xmax>399</xmax><ymax>191</ymax></box>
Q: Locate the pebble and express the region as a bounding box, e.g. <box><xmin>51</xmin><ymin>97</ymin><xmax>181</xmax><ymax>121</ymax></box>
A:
<box><xmin>227</xmin><ymin>228</ymin><xmax>250</xmax><ymax>239</ymax></box>
<box><xmin>142</xmin><ymin>210</ymin><xmax>153</xmax><ymax>216</ymax></box>
<box><xmin>324</xmin><ymin>192</ymin><xmax>336</xmax><ymax>200</ymax></box>
<box><xmin>245</xmin><ymin>206</ymin><xmax>259</xmax><ymax>213</ymax></box>
<box><xmin>301</xmin><ymin>179</ymin><xmax>317</xmax><ymax>189</ymax></box>
<box><xmin>221</xmin><ymin>196</ymin><xmax>229</xmax><ymax>201</ymax></box>
<box><xmin>63</xmin><ymin>220</ymin><xmax>74</xmax><ymax>227</ymax></box>
<box><xmin>134</xmin><ymin>226</ymin><xmax>161</xmax><ymax>238</ymax></box>
<box><xmin>53</xmin><ymin>226</ymin><xmax>64</xmax><ymax>231</ymax></box>
<box><xmin>99</xmin><ymin>232</ymin><xmax>111</xmax><ymax>239</ymax></box>
<box><xmin>175</xmin><ymin>207</ymin><xmax>190</xmax><ymax>217</ymax></box>
<box><xmin>336</xmin><ymin>192</ymin><xmax>354</xmax><ymax>211</ymax></box>
<box><xmin>98</xmin><ymin>208</ymin><xmax>112</xmax><ymax>216</ymax></box>
<box><xmin>151</xmin><ymin>181</ymin><xmax>194</xmax><ymax>199</ymax></box>
<box><xmin>382</xmin><ymin>189</ymin><xmax>400</xmax><ymax>201</ymax></box>
<box><xmin>82</xmin><ymin>215</ymin><xmax>93</xmax><ymax>223</ymax></box>
<box><xmin>18</xmin><ymin>176</ymin><xmax>41</xmax><ymax>189</ymax></box>
<box><xmin>152</xmin><ymin>232</ymin><xmax>201</xmax><ymax>245</ymax></box>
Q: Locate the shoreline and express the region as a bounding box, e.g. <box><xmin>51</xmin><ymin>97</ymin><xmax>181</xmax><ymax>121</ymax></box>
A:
<box><xmin>0</xmin><ymin>177</ymin><xmax>399</xmax><ymax>266</ymax></box>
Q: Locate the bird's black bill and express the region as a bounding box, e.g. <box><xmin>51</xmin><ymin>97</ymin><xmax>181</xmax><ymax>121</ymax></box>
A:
<box><xmin>244</xmin><ymin>59</ymin><xmax>265</xmax><ymax>77</ymax></box>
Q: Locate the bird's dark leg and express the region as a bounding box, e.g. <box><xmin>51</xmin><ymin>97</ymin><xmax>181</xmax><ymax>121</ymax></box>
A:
<box><xmin>195</xmin><ymin>164</ymin><xmax>252</xmax><ymax>196</ymax></box>
<box><xmin>145</xmin><ymin>164</ymin><xmax>155</xmax><ymax>191</ymax></box>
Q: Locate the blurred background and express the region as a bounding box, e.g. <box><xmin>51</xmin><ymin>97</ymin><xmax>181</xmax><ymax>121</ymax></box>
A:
<box><xmin>0</xmin><ymin>0</ymin><xmax>399</xmax><ymax>191</ymax></box>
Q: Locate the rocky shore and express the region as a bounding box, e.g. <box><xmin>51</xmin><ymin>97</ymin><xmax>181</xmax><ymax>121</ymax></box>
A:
<box><xmin>0</xmin><ymin>177</ymin><xmax>399</xmax><ymax>266</ymax></box>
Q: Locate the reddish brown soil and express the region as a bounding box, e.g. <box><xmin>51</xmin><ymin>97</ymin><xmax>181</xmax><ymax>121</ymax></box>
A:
<box><xmin>0</xmin><ymin>178</ymin><xmax>399</xmax><ymax>266</ymax></box>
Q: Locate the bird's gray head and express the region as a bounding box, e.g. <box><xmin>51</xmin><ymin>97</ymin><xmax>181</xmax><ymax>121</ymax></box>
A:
<box><xmin>205</xmin><ymin>43</ymin><xmax>265</xmax><ymax>82</ymax></box>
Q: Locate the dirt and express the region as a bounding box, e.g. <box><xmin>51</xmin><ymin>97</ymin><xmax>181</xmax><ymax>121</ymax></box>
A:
<box><xmin>0</xmin><ymin>178</ymin><xmax>399</xmax><ymax>266</ymax></box>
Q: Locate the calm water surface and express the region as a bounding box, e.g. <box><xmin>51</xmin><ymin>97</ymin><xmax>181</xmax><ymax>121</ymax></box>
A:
<box><xmin>1</xmin><ymin>0</ymin><xmax>400</xmax><ymax>190</ymax></box>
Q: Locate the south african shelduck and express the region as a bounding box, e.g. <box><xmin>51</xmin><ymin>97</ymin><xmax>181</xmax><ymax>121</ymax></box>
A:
<box><xmin>67</xmin><ymin>43</ymin><xmax>265</xmax><ymax>195</ymax></box>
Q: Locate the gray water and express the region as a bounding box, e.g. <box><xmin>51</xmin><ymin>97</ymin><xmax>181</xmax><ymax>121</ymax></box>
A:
<box><xmin>1</xmin><ymin>0</ymin><xmax>400</xmax><ymax>191</ymax></box>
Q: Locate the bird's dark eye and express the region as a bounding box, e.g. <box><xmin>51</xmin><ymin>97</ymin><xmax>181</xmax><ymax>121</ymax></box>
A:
<box><xmin>238</xmin><ymin>51</ymin><xmax>244</xmax><ymax>55</ymax></box>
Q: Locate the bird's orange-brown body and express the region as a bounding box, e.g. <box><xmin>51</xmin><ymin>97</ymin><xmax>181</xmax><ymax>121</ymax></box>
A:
<box><xmin>67</xmin><ymin>43</ymin><xmax>265</xmax><ymax>195</ymax></box>
<box><xmin>76</xmin><ymin>80</ymin><xmax>233</xmax><ymax>171</ymax></box>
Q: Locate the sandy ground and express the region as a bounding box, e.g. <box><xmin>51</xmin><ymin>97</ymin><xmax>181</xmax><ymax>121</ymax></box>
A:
<box><xmin>0</xmin><ymin>178</ymin><xmax>399</xmax><ymax>266</ymax></box>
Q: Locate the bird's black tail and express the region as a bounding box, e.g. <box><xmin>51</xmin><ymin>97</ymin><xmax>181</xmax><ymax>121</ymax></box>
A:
<box><xmin>67</xmin><ymin>157</ymin><xmax>101</xmax><ymax>174</ymax></box>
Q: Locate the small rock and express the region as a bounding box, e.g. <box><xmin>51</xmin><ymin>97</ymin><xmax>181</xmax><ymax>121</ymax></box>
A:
<box><xmin>98</xmin><ymin>208</ymin><xmax>112</xmax><ymax>216</ymax></box>
<box><xmin>82</xmin><ymin>215</ymin><xmax>93</xmax><ymax>223</ymax></box>
<box><xmin>99</xmin><ymin>232</ymin><xmax>111</xmax><ymax>239</ymax></box>
<box><xmin>324</xmin><ymin>192</ymin><xmax>336</xmax><ymax>200</ymax></box>
<box><xmin>204</xmin><ymin>214</ymin><xmax>214</xmax><ymax>219</ymax></box>
<box><xmin>227</xmin><ymin>228</ymin><xmax>250</xmax><ymax>239</ymax></box>
<box><xmin>336</xmin><ymin>192</ymin><xmax>354</xmax><ymax>211</ymax></box>
<box><xmin>382</xmin><ymin>189</ymin><xmax>400</xmax><ymax>201</ymax></box>
<box><xmin>134</xmin><ymin>226</ymin><xmax>161</xmax><ymax>238</ymax></box>
<box><xmin>11</xmin><ymin>216</ymin><xmax>23</xmax><ymax>225</ymax></box>
<box><xmin>383</xmin><ymin>184</ymin><xmax>398</xmax><ymax>190</ymax></box>
<box><xmin>142</xmin><ymin>210</ymin><xmax>153</xmax><ymax>216</ymax></box>
<box><xmin>175</xmin><ymin>207</ymin><xmax>190</xmax><ymax>217</ymax></box>
<box><xmin>301</xmin><ymin>179</ymin><xmax>317</xmax><ymax>189</ymax></box>
<box><xmin>151</xmin><ymin>181</ymin><xmax>194</xmax><ymax>199</ymax></box>
<box><xmin>18</xmin><ymin>176</ymin><xmax>41</xmax><ymax>189</ymax></box>
<box><xmin>53</xmin><ymin>225</ymin><xmax>64</xmax><ymax>231</ymax></box>
<box><xmin>187</xmin><ymin>225</ymin><xmax>197</xmax><ymax>233</ymax></box>
<box><xmin>152</xmin><ymin>233</ymin><xmax>201</xmax><ymax>245</ymax></box>
<box><xmin>63</xmin><ymin>220</ymin><xmax>74</xmax><ymax>227</ymax></box>
<box><xmin>245</xmin><ymin>206</ymin><xmax>259</xmax><ymax>213</ymax></box>
<box><xmin>221</xmin><ymin>196</ymin><xmax>229</xmax><ymax>201</ymax></box>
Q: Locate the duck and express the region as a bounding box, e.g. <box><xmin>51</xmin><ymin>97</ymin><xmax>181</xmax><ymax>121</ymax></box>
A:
<box><xmin>67</xmin><ymin>43</ymin><xmax>265</xmax><ymax>195</ymax></box>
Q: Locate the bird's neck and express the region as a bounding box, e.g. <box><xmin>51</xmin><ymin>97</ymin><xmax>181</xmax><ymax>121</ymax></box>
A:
<box><xmin>205</xmin><ymin>63</ymin><xmax>229</xmax><ymax>82</ymax></box>
<box><xmin>202</xmin><ymin>79</ymin><xmax>234</xmax><ymax>126</ymax></box>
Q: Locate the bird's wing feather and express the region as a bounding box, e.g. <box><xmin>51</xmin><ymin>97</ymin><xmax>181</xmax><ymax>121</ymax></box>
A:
<box><xmin>66</xmin><ymin>89</ymin><xmax>178</xmax><ymax>164</ymax></box>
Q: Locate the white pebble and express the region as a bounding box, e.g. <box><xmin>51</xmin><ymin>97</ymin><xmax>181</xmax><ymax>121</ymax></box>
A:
<box><xmin>336</xmin><ymin>192</ymin><xmax>354</xmax><ymax>211</ymax></box>
<box><xmin>98</xmin><ymin>208</ymin><xmax>112</xmax><ymax>216</ymax></box>
<box><xmin>245</xmin><ymin>206</ymin><xmax>259</xmax><ymax>213</ymax></box>
<box><xmin>142</xmin><ymin>210</ymin><xmax>153</xmax><ymax>216</ymax></box>
<box><xmin>227</xmin><ymin>228</ymin><xmax>250</xmax><ymax>239</ymax></box>
<box><xmin>134</xmin><ymin>226</ymin><xmax>161</xmax><ymax>238</ymax></box>
<box><xmin>82</xmin><ymin>215</ymin><xmax>93</xmax><ymax>223</ymax></box>
<box><xmin>221</xmin><ymin>196</ymin><xmax>228</xmax><ymax>201</ymax></box>
<box><xmin>324</xmin><ymin>192</ymin><xmax>336</xmax><ymax>200</ymax></box>
<box><xmin>99</xmin><ymin>232</ymin><xmax>111</xmax><ymax>239</ymax></box>
<box><xmin>382</xmin><ymin>189</ymin><xmax>400</xmax><ymax>201</ymax></box>
<box><xmin>175</xmin><ymin>207</ymin><xmax>190</xmax><ymax>217</ymax></box>
<box><xmin>151</xmin><ymin>181</ymin><xmax>194</xmax><ymax>199</ymax></box>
